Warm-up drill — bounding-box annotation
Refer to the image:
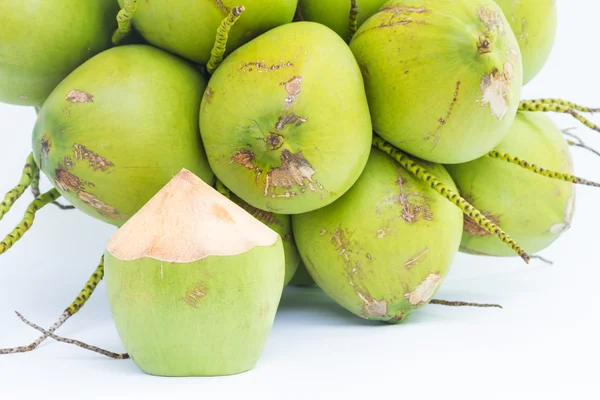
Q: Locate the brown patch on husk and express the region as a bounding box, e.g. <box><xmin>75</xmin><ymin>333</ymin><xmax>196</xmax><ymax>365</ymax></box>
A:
<box><xmin>404</xmin><ymin>273</ymin><xmax>442</xmax><ymax>305</ymax></box>
<box><xmin>281</xmin><ymin>76</ymin><xmax>302</xmax><ymax>109</ymax></box>
<box><xmin>404</xmin><ymin>247</ymin><xmax>430</xmax><ymax>269</ymax></box>
<box><xmin>204</xmin><ymin>88</ymin><xmax>214</xmax><ymax>104</ymax></box>
<box><xmin>241</xmin><ymin>61</ymin><xmax>294</xmax><ymax>72</ymax></box>
<box><xmin>379</xmin><ymin>5</ymin><xmax>430</xmax><ymax>13</ymax></box>
<box><xmin>477</xmin><ymin>6</ymin><xmax>505</xmax><ymax>35</ymax></box>
<box><xmin>357</xmin><ymin>293</ymin><xmax>388</xmax><ymax>317</ymax></box>
<box><xmin>395</xmin><ymin>174</ymin><xmax>433</xmax><ymax>224</ymax></box>
<box><xmin>276</xmin><ymin>113</ymin><xmax>308</xmax><ymax>131</ymax></box>
<box><xmin>182</xmin><ymin>283</ymin><xmax>208</xmax><ymax>309</ymax></box>
<box><xmin>232</xmin><ymin>149</ymin><xmax>257</xmax><ymax>170</ymax></box>
<box><xmin>65</xmin><ymin>90</ymin><xmax>94</xmax><ymax>103</ymax></box>
<box><xmin>77</xmin><ymin>191</ymin><xmax>125</xmax><ymax>219</ymax></box>
<box><xmin>55</xmin><ymin>167</ymin><xmax>84</xmax><ymax>192</ymax></box>
<box><xmin>73</xmin><ymin>144</ymin><xmax>113</xmax><ymax>172</ymax></box>
<box><xmin>480</xmin><ymin>62</ymin><xmax>514</xmax><ymax>120</ymax></box>
<box><xmin>265</xmin><ymin>149</ymin><xmax>317</xmax><ymax>196</ymax></box>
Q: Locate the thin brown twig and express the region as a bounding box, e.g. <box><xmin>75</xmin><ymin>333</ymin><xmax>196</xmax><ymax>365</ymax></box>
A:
<box><xmin>15</xmin><ymin>312</ymin><xmax>129</xmax><ymax>360</ymax></box>
<box><xmin>430</xmin><ymin>299</ymin><xmax>502</xmax><ymax>309</ymax></box>
<box><xmin>531</xmin><ymin>255</ymin><xmax>554</xmax><ymax>266</ymax></box>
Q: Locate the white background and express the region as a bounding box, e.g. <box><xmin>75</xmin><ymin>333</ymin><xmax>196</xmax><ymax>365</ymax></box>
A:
<box><xmin>1</xmin><ymin>2</ymin><xmax>599</xmax><ymax>399</ymax></box>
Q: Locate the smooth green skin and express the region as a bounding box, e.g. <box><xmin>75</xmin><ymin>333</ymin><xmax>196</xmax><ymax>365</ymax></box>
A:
<box><xmin>200</xmin><ymin>22</ymin><xmax>373</xmax><ymax>214</ymax></box>
<box><xmin>118</xmin><ymin>0</ymin><xmax>297</xmax><ymax>65</ymax></box>
<box><xmin>0</xmin><ymin>0</ymin><xmax>118</xmax><ymax>106</ymax></box>
<box><xmin>296</xmin><ymin>0</ymin><xmax>388</xmax><ymax>39</ymax></box>
<box><xmin>350</xmin><ymin>0</ymin><xmax>523</xmax><ymax>164</ymax></box>
<box><xmin>446</xmin><ymin>112</ymin><xmax>575</xmax><ymax>257</ymax></box>
<box><xmin>494</xmin><ymin>0</ymin><xmax>557</xmax><ymax>84</ymax></box>
<box><xmin>230</xmin><ymin>194</ymin><xmax>300</xmax><ymax>284</ymax></box>
<box><xmin>292</xmin><ymin>149</ymin><xmax>463</xmax><ymax>323</ymax></box>
<box><xmin>288</xmin><ymin>262</ymin><xmax>315</xmax><ymax>286</ymax></box>
<box><xmin>105</xmin><ymin>239</ymin><xmax>284</xmax><ymax>377</ymax></box>
<box><xmin>32</xmin><ymin>45</ymin><xmax>214</xmax><ymax>227</ymax></box>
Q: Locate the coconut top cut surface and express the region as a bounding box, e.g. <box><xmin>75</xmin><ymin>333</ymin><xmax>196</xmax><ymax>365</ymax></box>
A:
<box><xmin>106</xmin><ymin>169</ymin><xmax>279</xmax><ymax>263</ymax></box>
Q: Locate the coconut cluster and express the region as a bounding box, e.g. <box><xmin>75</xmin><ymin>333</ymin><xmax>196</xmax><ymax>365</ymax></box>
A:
<box><xmin>1</xmin><ymin>0</ymin><xmax>589</xmax><ymax>377</ymax></box>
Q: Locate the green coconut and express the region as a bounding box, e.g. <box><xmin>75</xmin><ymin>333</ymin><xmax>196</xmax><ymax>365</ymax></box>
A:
<box><xmin>292</xmin><ymin>148</ymin><xmax>463</xmax><ymax>322</ymax></box>
<box><xmin>445</xmin><ymin>111</ymin><xmax>575</xmax><ymax>257</ymax></box>
<box><xmin>32</xmin><ymin>45</ymin><xmax>214</xmax><ymax>226</ymax></box>
<box><xmin>288</xmin><ymin>262</ymin><xmax>315</xmax><ymax>286</ymax></box>
<box><xmin>349</xmin><ymin>0</ymin><xmax>523</xmax><ymax>164</ymax></box>
<box><xmin>230</xmin><ymin>194</ymin><xmax>300</xmax><ymax>284</ymax></box>
<box><xmin>494</xmin><ymin>0</ymin><xmax>557</xmax><ymax>85</ymax></box>
<box><xmin>117</xmin><ymin>0</ymin><xmax>297</xmax><ymax>65</ymax></box>
<box><xmin>105</xmin><ymin>169</ymin><xmax>285</xmax><ymax>376</ymax></box>
<box><xmin>296</xmin><ymin>0</ymin><xmax>388</xmax><ymax>39</ymax></box>
<box><xmin>0</xmin><ymin>0</ymin><xmax>118</xmax><ymax>107</ymax></box>
<box><xmin>200</xmin><ymin>22</ymin><xmax>373</xmax><ymax>214</ymax></box>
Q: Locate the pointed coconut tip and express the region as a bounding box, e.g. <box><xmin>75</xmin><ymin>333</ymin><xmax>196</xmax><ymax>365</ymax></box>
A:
<box><xmin>106</xmin><ymin>169</ymin><xmax>280</xmax><ymax>263</ymax></box>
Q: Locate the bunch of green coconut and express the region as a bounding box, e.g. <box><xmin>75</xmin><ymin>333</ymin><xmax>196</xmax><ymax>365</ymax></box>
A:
<box><xmin>1</xmin><ymin>0</ymin><xmax>599</xmax><ymax>376</ymax></box>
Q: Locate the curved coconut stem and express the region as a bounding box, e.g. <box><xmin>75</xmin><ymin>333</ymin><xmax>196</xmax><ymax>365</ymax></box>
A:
<box><xmin>0</xmin><ymin>189</ymin><xmax>60</xmax><ymax>256</ymax></box>
<box><xmin>519</xmin><ymin>100</ymin><xmax>599</xmax><ymax>133</ymax></box>
<box><xmin>372</xmin><ymin>136</ymin><xmax>530</xmax><ymax>263</ymax></box>
<box><xmin>14</xmin><ymin>312</ymin><xmax>128</xmax><ymax>360</ymax></box>
<box><xmin>523</xmin><ymin>99</ymin><xmax>599</xmax><ymax>114</ymax></box>
<box><xmin>430</xmin><ymin>299</ymin><xmax>502</xmax><ymax>309</ymax></box>
<box><xmin>563</xmin><ymin>128</ymin><xmax>600</xmax><ymax>158</ymax></box>
<box><xmin>0</xmin><ymin>257</ymin><xmax>105</xmax><ymax>355</ymax></box>
<box><xmin>215</xmin><ymin>179</ymin><xmax>231</xmax><ymax>198</ymax></box>
<box><xmin>206</xmin><ymin>6</ymin><xmax>245</xmax><ymax>74</ymax></box>
<box><xmin>30</xmin><ymin>167</ymin><xmax>41</xmax><ymax>199</ymax></box>
<box><xmin>112</xmin><ymin>0</ymin><xmax>138</xmax><ymax>45</ymax></box>
<box><xmin>487</xmin><ymin>150</ymin><xmax>600</xmax><ymax>187</ymax></box>
<box><xmin>0</xmin><ymin>153</ymin><xmax>36</xmax><ymax>222</ymax></box>
<box><xmin>348</xmin><ymin>0</ymin><xmax>359</xmax><ymax>42</ymax></box>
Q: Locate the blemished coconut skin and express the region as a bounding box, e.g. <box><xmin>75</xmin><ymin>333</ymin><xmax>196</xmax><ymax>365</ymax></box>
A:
<box><xmin>32</xmin><ymin>45</ymin><xmax>214</xmax><ymax>227</ymax></box>
<box><xmin>494</xmin><ymin>0</ymin><xmax>557</xmax><ymax>85</ymax></box>
<box><xmin>296</xmin><ymin>0</ymin><xmax>388</xmax><ymax>39</ymax></box>
<box><xmin>0</xmin><ymin>0</ymin><xmax>118</xmax><ymax>107</ymax></box>
<box><xmin>117</xmin><ymin>0</ymin><xmax>298</xmax><ymax>65</ymax></box>
<box><xmin>200</xmin><ymin>22</ymin><xmax>373</xmax><ymax>214</ymax></box>
<box><xmin>350</xmin><ymin>0</ymin><xmax>523</xmax><ymax>164</ymax></box>
<box><xmin>445</xmin><ymin>111</ymin><xmax>575</xmax><ymax>257</ymax></box>
<box><xmin>105</xmin><ymin>170</ymin><xmax>285</xmax><ymax>377</ymax></box>
<box><xmin>230</xmin><ymin>194</ymin><xmax>301</xmax><ymax>284</ymax></box>
<box><xmin>288</xmin><ymin>262</ymin><xmax>315</xmax><ymax>286</ymax></box>
<box><xmin>292</xmin><ymin>149</ymin><xmax>463</xmax><ymax>323</ymax></box>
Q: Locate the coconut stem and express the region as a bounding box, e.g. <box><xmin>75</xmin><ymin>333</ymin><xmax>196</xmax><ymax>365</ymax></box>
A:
<box><xmin>206</xmin><ymin>6</ymin><xmax>245</xmax><ymax>74</ymax></box>
<box><xmin>348</xmin><ymin>0</ymin><xmax>359</xmax><ymax>42</ymax></box>
<box><xmin>519</xmin><ymin>100</ymin><xmax>599</xmax><ymax>133</ymax></box>
<box><xmin>112</xmin><ymin>0</ymin><xmax>138</xmax><ymax>45</ymax></box>
<box><xmin>0</xmin><ymin>257</ymin><xmax>105</xmax><ymax>355</ymax></box>
<box><xmin>563</xmin><ymin>128</ymin><xmax>600</xmax><ymax>158</ymax></box>
<box><xmin>215</xmin><ymin>179</ymin><xmax>231</xmax><ymax>198</ymax></box>
<box><xmin>0</xmin><ymin>189</ymin><xmax>60</xmax><ymax>256</ymax></box>
<box><xmin>372</xmin><ymin>136</ymin><xmax>530</xmax><ymax>263</ymax></box>
<box><xmin>523</xmin><ymin>99</ymin><xmax>599</xmax><ymax>114</ymax></box>
<box><xmin>0</xmin><ymin>153</ymin><xmax>36</xmax><ymax>222</ymax></box>
<box><xmin>30</xmin><ymin>166</ymin><xmax>41</xmax><ymax>199</ymax></box>
<box><xmin>14</xmin><ymin>312</ymin><xmax>128</xmax><ymax>360</ymax></box>
<box><xmin>487</xmin><ymin>150</ymin><xmax>600</xmax><ymax>187</ymax></box>
<box><xmin>430</xmin><ymin>299</ymin><xmax>502</xmax><ymax>309</ymax></box>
